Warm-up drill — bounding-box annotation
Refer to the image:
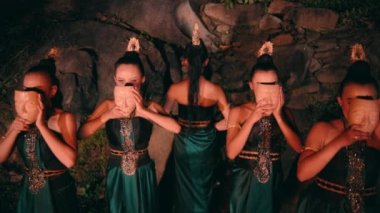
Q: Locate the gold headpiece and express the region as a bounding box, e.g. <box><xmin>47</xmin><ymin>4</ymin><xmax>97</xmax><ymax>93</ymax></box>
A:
<box><xmin>192</xmin><ymin>23</ymin><xmax>201</xmax><ymax>46</ymax></box>
<box><xmin>257</xmin><ymin>41</ymin><xmax>274</xmax><ymax>57</ymax></box>
<box><xmin>47</xmin><ymin>47</ymin><xmax>59</xmax><ymax>60</ymax></box>
<box><xmin>127</xmin><ymin>37</ymin><xmax>140</xmax><ymax>52</ymax></box>
<box><xmin>350</xmin><ymin>43</ymin><xmax>366</xmax><ymax>63</ymax></box>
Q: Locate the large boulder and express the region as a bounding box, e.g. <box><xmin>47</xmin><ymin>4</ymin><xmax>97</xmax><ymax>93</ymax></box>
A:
<box><xmin>203</xmin><ymin>3</ymin><xmax>265</xmax><ymax>26</ymax></box>
<box><xmin>295</xmin><ymin>8</ymin><xmax>339</xmax><ymax>31</ymax></box>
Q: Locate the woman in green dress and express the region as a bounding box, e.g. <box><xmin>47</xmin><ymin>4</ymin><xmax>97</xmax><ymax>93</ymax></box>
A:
<box><xmin>164</xmin><ymin>26</ymin><xmax>229</xmax><ymax>212</ymax></box>
<box><xmin>0</xmin><ymin>56</ymin><xmax>79</xmax><ymax>213</ymax></box>
<box><xmin>297</xmin><ymin>45</ymin><xmax>380</xmax><ymax>213</ymax></box>
<box><xmin>226</xmin><ymin>42</ymin><xmax>302</xmax><ymax>213</ymax></box>
<box><xmin>79</xmin><ymin>38</ymin><xmax>180</xmax><ymax>213</ymax></box>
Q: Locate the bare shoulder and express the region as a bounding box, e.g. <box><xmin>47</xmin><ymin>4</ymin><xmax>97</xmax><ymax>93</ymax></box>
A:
<box><xmin>230</xmin><ymin>103</ymin><xmax>253</xmax><ymax>124</ymax></box>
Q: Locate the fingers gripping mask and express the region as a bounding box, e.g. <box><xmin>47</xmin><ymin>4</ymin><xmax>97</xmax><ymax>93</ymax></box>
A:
<box><xmin>254</xmin><ymin>83</ymin><xmax>280</xmax><ymax>108</ymax></box>
<box><xmin>114</xmin><ymin>85</ymin><xmax>136</xmax><ymax>117</ymax></box>
<box><xmin>348</xmin><ymin>98</ymin><xmax>379</xmax><ymax>133</ymax></box>
<box><xmin>14</xmin><ymin>90</ymin><xmax>40</xmax><ymax>124</ymax></box>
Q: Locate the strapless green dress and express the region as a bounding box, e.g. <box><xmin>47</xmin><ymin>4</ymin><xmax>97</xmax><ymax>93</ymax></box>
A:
<box><xmin>105</xmin><ymin>117</ymin><xmax>156</xmax><ymax>213</ymax></box>
<box><xmin>173</xmin><ymin>104</ymin><xmax>218</xmax><ymax>213</ymax></box>
<box><xmin>16</xmin><ymin>127</ymin><xmax>78</xmax><ymax>213</ymax></box>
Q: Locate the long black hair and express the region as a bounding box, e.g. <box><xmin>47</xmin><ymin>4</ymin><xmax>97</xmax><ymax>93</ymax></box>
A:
<box><xmin>25</xmin><ymin>58</ymin><xmax>63</xmax><ymax>108</ymax></box>
<box><xmin>338</xmin><ymin>60</ymin><xmax>378</xmax><ymax>97</ymax></box>
<box><xmin>184</xmin><ymin>40</ymin><xmax>208</xmax><ymax>106</ymax></box>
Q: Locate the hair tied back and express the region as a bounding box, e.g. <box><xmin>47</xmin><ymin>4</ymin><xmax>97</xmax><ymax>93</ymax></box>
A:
<box><xmin>127</xmin><ymin>37</ymin><xmax>141</xmax><ymax>52</ymax></box>
<box><xmin>257</xmin><ymin>41</ymin><xmax>273</xmax><ymax>57</ymax></box>
<box><xmin>47</xmin><ymin>47</ymin><xmax>59</xmax><ymax>60</ymax></box>
<box><xmin>350</xmin><ymin>43</ymin><xmax>366</xmax><ymax>63</ymax></box>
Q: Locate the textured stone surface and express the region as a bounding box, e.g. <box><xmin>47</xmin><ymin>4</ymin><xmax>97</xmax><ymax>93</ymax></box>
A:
<box><xmin>259</xmin><ymin>14</ymin><xmax>282</xmax><ymax>31</ymax></box>
<box><xmin>272</xmin><ymin>33</ymin><xmax>294</xmax><ymax>46</ymax></box>
<box><xmin>203</xmin><ymin>3</ymin><xmax>265</xmax><ymax>26</ymax></box>
<box><xmin>295</xmin><ymin>8</ymin><xmax>339</xmax><ymax>31</ymax></box>
<box><xmin>268</xmin><ymin>0</ymin><xmax>301</xmax><ymax>15</ymax></box>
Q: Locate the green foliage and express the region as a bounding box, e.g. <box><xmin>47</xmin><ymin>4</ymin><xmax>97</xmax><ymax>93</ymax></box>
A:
<box><xmin>71</xmin><ymin>130</ymin><xmax>109</xmax><ymax>212</ymax></box>
<box><xmin>296</xmin><ymin>0</ymin><xmax>380</xmax><ymax>26</ymax></box>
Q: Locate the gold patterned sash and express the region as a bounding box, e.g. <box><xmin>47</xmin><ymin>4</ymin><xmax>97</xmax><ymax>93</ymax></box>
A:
<box><xmin>178</xmin><ymin>118</ymin><xmax>211</xmax><ymax>128</ymax></box>
<box><xmin>238</xmin><ymin>150</ymin><xmax>281</xmax><ymax>161</ymax></box>
<box><xmin>316</xmin><ymin>177</ymin><xmax>377</xmax><ymax>197</ymax></box>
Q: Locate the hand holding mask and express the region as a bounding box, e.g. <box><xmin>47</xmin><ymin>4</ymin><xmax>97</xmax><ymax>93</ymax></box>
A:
<box><xmin>114</xmin><ymin>84</ymin><xmax>136</xmax><ymax>118</ymax></box>
<box><xmin>14</xmin><ymin>90</ymin><xmax>40</xmax><ymax>124</ymax></box>
<box><xmin>348</xmin><ymin>98</ymin><xmax>379</xmax><ymax>133</ymax></box>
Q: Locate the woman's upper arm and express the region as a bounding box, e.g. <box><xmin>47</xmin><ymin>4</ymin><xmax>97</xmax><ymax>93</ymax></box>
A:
<box><xmin>226</xmin><ymin>107</ymin><xmax>241</xmax><ymax>144</ymax></box>
<box><xmin>86</xmin><ymin>100</ymin><xmax>110</xmax><ymax>121</ymax></box>
<box><xmin>299</xmin><ymin>122</ymin><xmax>328</xmax><ymax>161</ymax></box>
<box><xmin>216</xmin><ymin>86</ymin><xmax>229</xmax><ymax>118</ymax></box>
<box><xmin>164</xmin><ymin>86</ymin><xmax>176</xmax><ymax>114</ymax></box>
<box><xmin>58</xmin><ymin>112</ymin><xmax>78</xmax><ymax>150</ymax></box>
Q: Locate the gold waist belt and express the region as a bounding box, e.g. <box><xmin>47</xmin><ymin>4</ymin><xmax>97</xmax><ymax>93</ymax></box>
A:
<box><xmin>178</xmin><ymin>118</ymin><xmax>211</xmax><ymax>128</ymax></box>
<box><xmin>238</xmin><ymin>150</ymin><xmax>281</xmax><ymax>161</ymax></box>
<box><xmin>25</xmin><ymin>167</ymin><xmax>66</xmax><ymax>178</ymax></box>
<box><xmin>316</xmin><ymin>177</ymin><xmax>377</xmax><ymax>196</ymax></box>
<box><xmin>110</xmin><ymin>148</ymin><xmax>148</xmax><ymax>156</ymax></box>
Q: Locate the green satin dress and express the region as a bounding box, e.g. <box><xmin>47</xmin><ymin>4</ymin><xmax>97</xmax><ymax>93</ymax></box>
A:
<box><xmin>16</xmin><ymin>127</ymin><xmax>79</xmax><ymax>213</ymax></box>
<box><xmin>173</xmin><ymin>104</ymin><xmax>218</xmax><ymax>213</ymax></box>
<box><xmin>105</xmin><ymin>117</ymin><xmax>156</xmax><ymax>213</ymax></box>
<box><xmin>229</xmin><ymin>116</ymin><xmax>284</xmax><ymax>213</ymax></box>
<box><xmin>297</xmin><ymin>142</ymin><xmax>380</xmax><ymax>213</ymax></box>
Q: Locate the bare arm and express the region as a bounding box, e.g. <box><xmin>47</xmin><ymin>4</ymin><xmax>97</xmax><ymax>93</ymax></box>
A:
<box><xmin>214</xmin><ymin>86</ymin><xmax>230</xmax><ymax>131</ymax></box>
<box><xmin>78</xmin><ymin>100</ymin><xmax>125</xmax><ymax>139</ymax></box>
<box><xmin>273</xmin><ymin>110</ymin><xmax>302</xmax><ymax>153</ymax></box>
<box><xmin>37</xmin><ymin>112</ymin><xmax>78</xmax><ymax>168</ymax></box>
<box><xmin>0</xmin><ymin>117</ymin><xmax>28</xmax><ymax>163</ymax></box>
<box><xmin>273</xmin><ymin>87</ymin><xmax>302</xmax><ymax>153</ymax></box>
<box><xmin>297</xmin><ymin>123</ymin><xmax>369</xmax><ymax>182</ymax></box>
<box><xmin>140</xmin><ymin>102</ymin><xmax>181</xmax><ymax>134</ymax></box>
<box><xmin>226</xmin><ymin>105</ymin><xmax>269</xmax><ymax>160</ymax></box>
<box><xmin>163</xmin><ymin>85</ymin><xmax>177</xmax><ymax>114</ymax></box>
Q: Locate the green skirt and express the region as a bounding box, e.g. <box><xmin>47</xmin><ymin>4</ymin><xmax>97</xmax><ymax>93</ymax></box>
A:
<box><xmin>297</xmin><ymin>184</ymin><xmax>380</xmax><ymax>213</ymax></box>
<box><xmin>107</xmin><ymin>160</ymin><xmax>157</xmax><ymax>213</ymax></box>
<box><xmin>17</xmin><ymin>172</ymin><xmax>78</xmax><ymax>213</ymax></box>
<box><xmin>228</xmin><ymin>161</ymin><xmax>283</xmax><ymax>213</ymax></box>
<box><xmin>173</xmin><ymin>128</ymin><xmax>217</xmax><ymax>213</ymax></box>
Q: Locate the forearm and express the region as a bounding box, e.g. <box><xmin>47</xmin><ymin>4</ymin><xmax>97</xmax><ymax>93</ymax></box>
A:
<box><xmin>297</xmin><ymin>138</ymin><xmax>343</xmax><ymax>181</ymax></box>
<box><xmin>0</xmin><ymin>130</ymin><xmax>19</xmax><ymax>163</ymax></box>
<box><xmin>274</xmin><ymin>113</ymin><xmax>302</xmax><ymax>153</ymax></box>
<box><xmin>78</xmin><ymin>115</ymin><xmax>106</xmax><ymax>139</ymax></box>
<box><xmin>38</xmin><ymin>124</ymin><xmax>77</xmax><ymax>168</ymax></box>
<box><xmin>139</xmin><ymin>109</ymin><xmax>180</xmax><ymax>134</ymax></box>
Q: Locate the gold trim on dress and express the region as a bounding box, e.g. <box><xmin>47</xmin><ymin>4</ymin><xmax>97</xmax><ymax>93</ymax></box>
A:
<box><xmin>238</xmin><ymin>150</ymin><xmax>280</xmax><ymax>161</ymax></box>
<box><xmin>178</xmin><ymin>118</ymin><xmax>211</xmax><ymax>128</ymax></box>
<box><xmin>110</xmin><ymin>148</ymin><xmax>148</xmax><ymax>156</ymax></box>
<box><xmin>316</xmin><ymin>177</ymin><xmax>377</xmax><ymax>197</ymax></box>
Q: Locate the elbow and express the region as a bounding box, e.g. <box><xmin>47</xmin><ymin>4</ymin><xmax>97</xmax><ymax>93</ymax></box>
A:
<box><xmin>226</xmin><ymin>148</ymin><xmax>237</xmax><ymax>160</ymax></box>
<box><xmin>173</xmin><ymin>125</ymin><xmax>181</xmax><ymax>134</ymax></box>
<box><xmin>65</xmin><ymin>156</ymin><xmax>77</xmax><ymax>169</ymax></box>
<box><xmin>296</xmin><ymin>165</ymin><xmax>310</xmax><ymax>182</ymax></box>
<box><xmin>78</xmin><ymin>128</ymin><xmax>89</xmax><ymax>140</ymax></box>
